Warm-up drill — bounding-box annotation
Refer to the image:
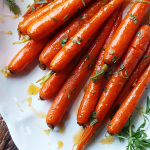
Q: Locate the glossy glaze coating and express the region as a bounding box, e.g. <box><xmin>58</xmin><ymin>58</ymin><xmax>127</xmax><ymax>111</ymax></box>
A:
<box><xmin>76</xmin><ymin>24</ymin><xmax>150</xmax><ymax>150</ymax></box>
<box><xmin>8</xmin><ymin>37</ymin><xmax>49</xmax><ymax>73</ymax></box>
<box><xmin>109</xmin><ymin>42</ymin><xmax>150</xmax><ymax>115</ymax></box>
<box><xmin>19</xmin><ymin>0</ymin><xmax>64</xmax><ymax>34</ymax></box>
<box><xmin>50</xmin><ymin>0</ymin><xmax>125</xmax><ymax>72</ymax></box>
<box><xmin>108</xmin><ymin>64</ymin><xmax>150</xmax><ymax>134</ymax></box>
<box><xmin>46</xmin><ymin>14</ymin><xmax>116</xmax><ymax>126</ymax></box>
<box><xmin>104</xmin><ymin>1</ymin><xmax>150</xmax><ymax>65</ymax></box>
<box><xmin>39</xmin><ymin>36</ymin><xmax>95</xmax><ymax>100</ymax></box>
<box><xmin>77</xmin><ymin>7</ymin><xmax>121</xmax><ymax>125</ymax></box>
<box><xmin>39</xmin><ymin>0</ymin><xmax>103</xmax><ymax>66</ymax></box>
<box><xmin>27</xmin><ymin>0</ymin><xmax>91</xmax><ymax>40</ymax></box>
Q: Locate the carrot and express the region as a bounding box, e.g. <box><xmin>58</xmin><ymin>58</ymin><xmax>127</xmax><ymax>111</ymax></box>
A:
<box><xmin>77</xmin><ymin>8</ymin><xmax>122</xmax><ymax>126</ymax></box>
<box><xmin>39</xmin><ymin>35</ymin><xmax>96</xmax><ymax>100</ymax></box>
<box><xmin>23</xmin><ymin>0</ymin><xmax>51</xmax><ymax>18</ymax></box>
<box><xmin>8</xmin><ymin>37</ymin><xmax>49</xmax><ymax>73</ymax></box>
<box><xmin>39</xmin><ymin>0</ymin><xmax>104</xmax><ymax>67</ymax></box>
<box><xmin>50</xmin><ymin>0</ymin><xmax>125</xmax><ymax>72</ymax></box>
<box><xmin>27</xmin><ymin>0</ymin><xmax>92</xmax><ymax>40</ymax></box>
<box><xmin>76</xmin><ymin>23</ymin><xmax>150</xmax><ymax>150</ymax></box>
<box><xmin>109</xmin><ymin>42</ymin><xmax>150</xmax><ymax>116</ymax></box>
<box><xmin>104</xmin><ymin>1</ymin><xmax>150</xmax><ymax>65</ymax></box>
<box><xmin>46</xmin><ymin>11</ymin><xmax>118</xmax><ymax>129</ymax></box>
<box><xmin>19</xmin><ymin>0</ymin><xmax>64</xmax><ymax>35</ymax></box>
<box><xmin>108</xmin><ymin>64</ymin><xmax>150</xmax><ymax>135</ymax></box>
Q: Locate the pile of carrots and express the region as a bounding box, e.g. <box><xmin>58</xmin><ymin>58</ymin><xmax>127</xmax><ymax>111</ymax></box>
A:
<box><xmin>8</xmin><ymin>0</ymin><xmax>150</xmax><ymax>149</ymax></box>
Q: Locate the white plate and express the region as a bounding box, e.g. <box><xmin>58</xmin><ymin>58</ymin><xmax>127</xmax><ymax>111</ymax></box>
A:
<box><xmin>0</xmin><ymin>1</ymin><xmax>150</xmax><ymax>150</ymax></box>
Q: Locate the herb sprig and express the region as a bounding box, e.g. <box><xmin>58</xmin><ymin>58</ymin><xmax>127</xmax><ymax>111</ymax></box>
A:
<box><xmin>116</xmin><ymin>96</ymin><xmax>150</xmax><ymax>150</ymax></box>
<box><xmin>5</xmin><ymin>0</ymin><xmax>21</xmax><ymax>15</ymax></box>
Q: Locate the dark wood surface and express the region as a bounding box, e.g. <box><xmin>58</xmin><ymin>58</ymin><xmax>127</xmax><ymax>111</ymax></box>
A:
<box><xmin>0</xmin><ymin>115</ymin><xmax>18</xmax><ymax>150</ymax></box>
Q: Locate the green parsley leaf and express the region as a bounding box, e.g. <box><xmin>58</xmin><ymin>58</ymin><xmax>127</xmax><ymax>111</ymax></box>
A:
<box><xmin>86</xmin><ymin>54</ymin><xmax>89</xmax><ymax>60</ymax></box>
<box><xmin>89</xmin><ymin>111</ymin><xmax>98</xmax><ymax>126</ymax></box>
<box><xmin>81</xmin><ymin>0</ymin><xmax>86</xmax><ymax>6</ymax></box>
<box><xmin>52</xmin><ymin>17</ymin><xmax>58</xmax><ymax>22</ymax></box>
<box><xmin>61</xmin><ymin>34</ymin><xmax>68</xmax><ymax>47</ymax></box>
<box><xmin>34</xmin><ymin>0</ymin><xmax>48</xmax><ymax>4</ymax></box>
<box><xmin>112</xmin><ymin>56</ymin><xmax>117</xmax><ymax>63</ymax></box>
<box><xmin>5</xmin><ymin>0</ymin><xmax>21</xmax><ymax>15</ymax></box>
<box><xmin>62</xmin><ymin>14</ymin><xmax>69</xmax><ymax>20</ymax></box>
<box><xmin>79</xmin><ymin>16</ymin><xmax>83</xmax><ymax>20</ymax></box>
<box><xmin>129</xmin><ymin>13</ymin><xmax>137</xmax><ymax>24</ymax></box>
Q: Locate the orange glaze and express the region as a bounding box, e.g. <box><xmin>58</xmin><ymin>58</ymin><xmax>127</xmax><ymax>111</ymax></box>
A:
<box><xmin>46</xmin><ymin>11</ymin><xmax>119</xmax><ymax>128</ymax></box>
<box><xmin>8</xmin><ymin>37</ymin><xmax>49</xmax><ymax>73</ymax></box>
<box><xmin>108</xmin><ymin>64</ymin><xmax>150</xmax><ymax>134</ymax></box>
<box><xmin>76</xmin><ymin>24</ymin><xmax>150</xmax><ymax>150</ymax></box>
<box><xmin>27</xmin><ymin>0</ymin><xmax>92</xmax><ymax>40</ymax></box>
<box><xmin>109</xmin><ymin>42</ymin><xmax>150</xmax><ymax>115</ymax></box>
<box><xmin>39</xmin><ymin>0</ymin><xmax>103</xmax><ymax>66</ymax></box>
<box><xmin>50</xmin><ymin>0</ymin><xmax>125</xmax><ymax>72</ymax></box>
<box><xmin>39</xmin><ymin>34</ymin><xmax>95</xmax><ymax>100</ymax></box>
<box><xmin>104</xmin><ymin>1</ymin><xmax>150</xmax><ymax>65</ymax></box>
<box><xmin>19</xmin><ymin>0</ymin><xmax>64</xmax><ymax>34</ymax></box>
<box><xmin>77</xmin><ymin>7</ymin><xmax>122</xmax><ymax>125</ymax></box>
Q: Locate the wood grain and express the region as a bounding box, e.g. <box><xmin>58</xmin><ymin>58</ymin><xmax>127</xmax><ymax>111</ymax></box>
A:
<box><xmin>0</xmin><ymin>115</ymin><xmax>18</xmax><ymax>150</ymax></box>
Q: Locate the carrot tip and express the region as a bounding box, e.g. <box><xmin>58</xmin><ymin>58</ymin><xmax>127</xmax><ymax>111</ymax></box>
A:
<box><xmin>47</xmin><ymin>123</ymin><xmax>54</xmax><ymax>130</ymax></box>
<box><xmin>39</xmin><ymin>62</ymin><xmax>46</xmax><ymax>70</ymax></box>
<box><xmin>77</xmin><ymin>122</ymin><xmax>85</xmax><ymax>126</ymax></box>
<box><xmin>39</xmin><ymin>96</ymin><xmax>45</xmax><ymax>101</ymax></box>
<box><xmin>107</xmin><ymin>131</ymin><xmax>114</xmax><ymax>136</ymax></box>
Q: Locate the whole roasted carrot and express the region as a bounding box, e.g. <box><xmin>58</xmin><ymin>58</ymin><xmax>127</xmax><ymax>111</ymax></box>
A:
<box><xmin>50</xmin><ymin>0</ymin><xmax>125</xmax><ymax>72</ymax></box>
<box><xmin>27</xmin><ymin>0</ymin><xmax>92</xmax><ymax>40</ymax></box>
<box><xmin>77</xmin><ymin>7</ymin><xmax>122</xmax><ymax>125</ymax></box>
<box><xmin>104</xmin><ymin>1</ymin><xmax>150</xmax><ymax>65</ymax></box>
<box><xmin>76</xmin><ymin>23</ymin><xmax>150</xmax><ymax>150</ymax></box>
<box><xmin>108</xmin><ymin>64</ymin><xmax>150</xmax><ymax>135</ymax></box>
<box><xmin>39</xmin><ymin>0</ymin><xmax>104</xmax><ymax>67</ymax></box>
<box><xmin>109</xmin><ymin>42</ymin><xmax>150</xmax><ymax>115</ymax></box>
<box><xmin>39</xmin><ymin>35</ymin><xmax>96</xmax><ymax>100</ymax></box>
<box><xmin>46</xmin><ymin>13</ymin><xmax>117</xmax><ymax>129</ymax></box>
<box><xmin>8</xmin><ymin>37</ymin><xmax>49</xmax><ymax>73</ymax></box>
<box><xmin>19</xmin><ymin>0</ymin><xmax>64</xmax><ymax>35</ymax></box>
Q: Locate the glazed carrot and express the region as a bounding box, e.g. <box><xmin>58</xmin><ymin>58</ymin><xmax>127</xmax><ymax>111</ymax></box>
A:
<box><xmin>104</xmin><ymin>1</ymin><xmax>150</xmax><ymax>65</ymax></box>
<box><xmin>39</xmin><ymin>0</ymin><xmax>104</xmax><ymax>67</ymax></box>
<box><xmin>109</xmin><ymin>42</ymin><xmax>150</xmax><ymax>115</ymax></box>
<box><xmin>39</xmin><ymin>35</ymin><xmax>96</xmax><ymax>100</ymax></box>
<box><xmin>23</xmin><ymin>0</ymin><xmax>51</xmax><ymax>18</ymax></box>
<box><xmin>19</xmin><ymin>0</ymin><xmax>64</xmax><ymax>35</ymax></box>
<box><xmin>108</xmin><ymin>64</ymin><xmax>150</xmax><ymax>135</ymax></box>
<box><xmin>77</xmin><ymin>7</ymin><xmax>122</xmax><ymax>125</ymax></box>
<box><xmin>27</xmin><ymin>0</ymin><xmax>92</xmax><ymax>40</ymax></box>
<box><xmin>46</xmin><ymin>12</ymin><xmax>118</xmax><ymax>129</ymax></box>
<box><xmin>50</xmin><ymin>0</ymin><xmax>125</xmax><ymax>72</ymax></box>
<box><xmin>76</xmin><ymin>24</ymin><xmax>150</xmax><ymax>150</ymax></box>
<box><xmin>8</xmin><ymin>37</ymin><xmax>49</xmax><ymax>73</ymax></box>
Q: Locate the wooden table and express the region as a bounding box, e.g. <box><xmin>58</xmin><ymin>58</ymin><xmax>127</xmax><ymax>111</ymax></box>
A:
<box><xmin>0</xmin><ymin>115</ymin><xmax>18</xmax><ymax>150</ymax></box>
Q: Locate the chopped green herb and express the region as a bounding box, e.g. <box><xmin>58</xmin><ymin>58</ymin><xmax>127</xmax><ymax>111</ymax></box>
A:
<box><xmin>110</xmin><ymin>52</ymin><xmax>114</xmax><ymax>54</ymax></box>
<box><xmin>32</xmin><ymin>6</ymin><xmax>35</xmax><ymax>11</ymax></box>
<box><xmin>119</xmin><ymin>82</ymin><xmax>123</xmax><ymax>85</ymax></box>
<box><xmin>86</xmin><ymin>54</ymin><xmax>89</xmax><ymax>60</ymax></box>
<box><xmin>52</xmin><ymin>17</ymin><xmax>58</xmax><ymax>22</ymax></box>
<box><xmin>118</xmin><ymin>63</ymin><xmax>124</xmax><ymax>72</ymax></box>
<box><xmin>5</xmin><ymin>0</ymin><xmax>21</xmax><ymax>15</ymax></box>
<box><xmin>68</xmin><ymin>73</ymin><xmax>74</xmax><ymax>75</ymax></box>
<box><xmin>81</xmin><ymin>0</ymin><xmax>86</xmax><ymax>6</ymax></box>
<box><xmin>34</xmin><ymin>0</ymin><xmax>48</xmax><ymax>4</ymax></box>
<box><xmin>89</xmin><ymin>111</ymin><xmax>98</xmax><ymax>126</ymax></box>
<box><xmin>143</xmin><ymin>55</ymin><xmax>148</xmax><ymax>58</ymax></box>
<box><xmin>61</xmin><ymin>34</ymin><xmax>68</xmax><ymax>47</ymax></box>
<box><xmin>79</xmin><ymin>16</ymin><xmax>83</xmax><ymax>20</ymax></box>
<box><xmin>129</xmin><ymin>13</ymin><xmax>137</xmax><ymax>24</ymax></box>
<box><xmin>62</xmin><ymin>14</ymin><xmax>69</xmax><ymax>20</ymax></box>
<box><xmin>92</xmin><ymin>88</ymin><xmax>96</xmax><ymax>93</ymax></box>
<box><xmin>120</xmin><ymin>69</ymin><xmax>129</xmax><ymax>79</ymax></box>
<box><xmin>133</xmin><ymin>0</ymin><xmax>150</xmax><ymax>3</ymax></box>
<box><xmin>102</xmin><ymin>47</ymin><xmax>105</xmax><ymax>51</ymax></box>
<box><xmin>91</xmin><ymin>64</ymin><xmax>108</xmax><ymax>83</ymax></box>
<box><xmin>68</xmin><ymin>93</ymin><xmax>70</xmax><ymax>98</ymax></box>
<box><xmin>72</xmin><ymin>37</ymin><xmax>83</xmax><ymax>44</ymax></box>
<box><xmin>112</xmin><ymin>56</ymin><xmax>117</xmax><ymax>63</ymax></box>
<box><xmin>104</xmin><ymin>87</ymin><xmax>107</xmax><ymax>92</ymax></box>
